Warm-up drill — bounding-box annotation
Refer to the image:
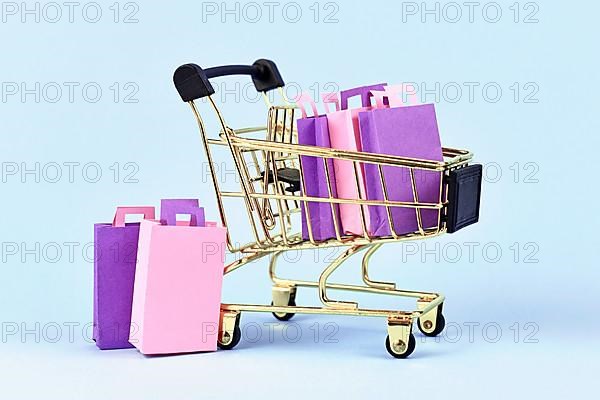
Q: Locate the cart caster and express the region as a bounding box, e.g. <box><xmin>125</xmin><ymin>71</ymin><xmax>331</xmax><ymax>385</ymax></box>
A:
<box><xmin>218</xmin><ymin>311</ymin><xmax>242</xmax><ymax>350</ymax></box>
<box><xmin>417</xmin><ymin>300</ymin><xmax>445</xmax><ymax>337</ymax></box>
<box><xmin>386</xmin><ymin>318</ymin><xmax>416</xmax><ymax>359</ymax></box>
<box><xmin>385</xmin><ymin>333</ymin><xmax>416</xmax><ymax>359</ymax></box>
<box><xmin>271</xmin><ymin>300</ymin><xmax>296</xmax><ymax>321</ymax></box>
<box><xmin>271</xmin><ymin>285</ymin><xmax>297</xmax><ymax>321</ymax></box>
<box><xmin>418</xmin><ymin>313</ymin><xmax>445</xmax><ymax>337</ymax></box>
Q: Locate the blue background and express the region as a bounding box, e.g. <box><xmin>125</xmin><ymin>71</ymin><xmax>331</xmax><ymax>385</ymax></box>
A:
<box><xmin>0</xmin><ymin>0</ymin><xmax>598</xmax><ymax>398</ymax></box>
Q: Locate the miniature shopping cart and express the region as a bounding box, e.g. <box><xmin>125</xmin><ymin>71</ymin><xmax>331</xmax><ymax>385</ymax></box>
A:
<box><xmin>173</xmin><ymin>59</ymin><xmax>482</xmax><ymax>358</ymax></box>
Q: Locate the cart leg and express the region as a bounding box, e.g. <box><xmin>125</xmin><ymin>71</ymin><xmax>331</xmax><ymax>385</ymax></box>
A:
<box><xmin>218</xmin><ymin>310</ymin><xmax>242</xmax><ymax>350</ymax></box>
<box><xmin>268</xmin><ymin>250</ymin><xmax>294</xmax><ymax>287</ymax></box>
<box><xmin>361</xmin><ymin>243</ymin><xmax>396</xmax><ymax>290</ymax></box>
<box><xmin>318</xmin><ymin>245</ymin><xmax>368</xmax><ymax>309</ymax></box>
<box><xmin>416</xmin><ymin>298</ymin><xmax>446</xmax><ymax>337</ymax></box>
<box><xmin>386</xmin><ymin>317</ymin><xmax>416</xmax><ymax>359</ymax></box>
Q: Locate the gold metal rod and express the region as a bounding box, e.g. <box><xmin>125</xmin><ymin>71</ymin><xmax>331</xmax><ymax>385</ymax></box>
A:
<box><xmin>323</xmin><ymin>157</ymin><xmax>342</xmax><ymax>241</ymax></box>
<box><xmin>376</xmin><ymin>164</ymin><xmax>399</xmax><ymax>239</ymax></box>
<box><xmin>282</xmin><ymin>277</ymin><xmax>443</xmax><ymax>301</ymax></box>
<box><xmin>219</xmin><ymin>191</ymin><xmax>246</xmax><ymax>198</ymax></box>
<box><xmin>212</xmin><ymin>128</ymin><xmax>468</xmax><ymax>158</ymax></box>
<box><xmin>268</xmin><ymin>250</ymin><xmax>289</xmax><ymax>286</ymax></box>
<box><xmin>220</xmin><ymin>126</ymin><xmax>268</xmax><ymax>135</ymax></box>
<box><xmin>230</xmin><ymin>137</ymin><xmax>471</xmax><ymax>170</ymax></box>
<box><xmin>245</xmin><ymin>228</ymin><xmax>444</xmax><ymax>252</ymax></box>
<box><xmin>296</xmin><ymin>155</ymin><xmax>316</xmax><ymax>245</ymax></box>
<box><xmin>290</xmin><ymin>109</ymin><xmax>300</xmax><ymax>211</ymax></box>
<box><xmin>442</xmin><ymin>170</ymin><xmax>450</xmax><ymax>231</ymax></box>
<box><xmin>206</xmin><ymin>138</ymin><xmax>231</xmax><ymax>146</ymax></box>
<box><xmin>353</xmin><ymin>161</ymin><xmax>371</xmax><ymax>241</ymax></box>
<box><xmin>270</xmin><ymin>151</ymin><xmax>289</xmax><ymax>245</ymax></box>
<box><xmin>223</xmin><ymin>251</ymin><xmax>271</xmax><ymax>275</ymax></box>
<box><xmin>207</xmin><ymin>97</ymin><xmax>255</xmax><ymax>206</ymax></box>
<box><xmin>231</xmin><ymin>138</ymin><xmax>446</xmax><ymax>167</ymax></box>
<box><xmin>224</xmin><ymin>303</ymin><xmax>415</xmax><ymax>318</ymax></box>
<box><xmin>262</xmin><ymin>92</ymin><xmax>272</xmax><ymax>108</ymax></box>
<box><xmin>318</xmin><ymin>245</ymin><xmax>368</xmax><ymax>309</ymax></box>
<box><xmin>267</xmin><ymin>207</ymin><xmax>300</xmax><ymax>219</ymax></box>
<box><xmin>189</xmin><ymin>101</ymin><xmax>236</xmax><ymax>250</ymax></box>
<box><xmin>279</xmin><ymin>181</ymin><xmax>293</xmax><ymax>229</ymax></box>
<box><xmin>281</xmin><ymin>108</ymin><xmax>295</xmax><ymax>223</ymax></box>
<box><xmin>361</xmin><ymin>244</ymin><xmax>396</xmax><ymax>289</ymax></box>
<box><xmin>267</xmin><ymin>246</ymin><xmax>441</xmax><ymax>299</ymax></box>
<box><xmin>208</xmin><ymin>135</ymin><xmax>472</xmax><ymax>170</ymax></box>
<box><xmin>231</xmin><ymin>241</ymin><xmax>272</xmax><ymax>253</ymax></box>
<box><xmin>243</xmin><ymin>192</ymin><xmax>443</xmax><ymax>209</ymax></box>
<box><xmin>251</xmin><ymin>142</ymin><xmax>276</xmax><ymax>232</ymax></box>
<box><xmin>418</xmin><ymin>294</ymin><xmax>445</xmax><ymax>315</ymax></box>
<box><xmin>222</xmin><ymin>303</ymin><xmax>418</xmax><ymax>318</ymax></box>
<box><xmin>409</xmin><ymin>168</ymin><xmax>425</xmax><ymax>235</ymax></box>
<box><xmin>205</xmin><ymin>103</ymin><xmax>268</xmax><ymax>246</ymax></box>
<box><xmin>436</xmin><ymin>170</ymin><xmax>444</xmax><ymax>234</ymax></box>
<box><xmin>280</xmin><ymin>104</ymin><xmax>287</xmax><ymax>145</ymax></box>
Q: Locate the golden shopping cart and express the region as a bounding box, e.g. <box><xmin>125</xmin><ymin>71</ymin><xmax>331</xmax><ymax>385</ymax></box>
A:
<box><xmin>173</xmin><ymin>59</ymin><xmax>482</xmax><ymax>358</ymax></box>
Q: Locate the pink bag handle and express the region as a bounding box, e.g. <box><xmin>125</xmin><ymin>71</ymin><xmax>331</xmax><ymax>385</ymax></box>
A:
<box><xmin>112</xmin><ymin>207</ymin><xmax>155</xmax><ymax>227</ymax></box>
<box><xmin>371</xmin><ymin>84</ymin><xmax>419</xmax><ymax>108</ymax></box>
<box><xmin>294</xmin><ymin>92</ymin><xmax>319</xmax><ymax>118</ymax></box>
<box><xmin>321</xmin><ymin>92</ymin><xmax>340</xmax><ymax>113</ymax></box>
<box><xmin>339</xmin><ymin>83</ymin><xmax>387</xmax><ymax>110</ymax></box>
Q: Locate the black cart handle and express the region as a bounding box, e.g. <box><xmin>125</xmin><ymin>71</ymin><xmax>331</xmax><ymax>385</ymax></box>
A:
<box><xmin>173</xmin><ymin>59</ymin><xmax>285</xmax><ymax>102</ymax></box>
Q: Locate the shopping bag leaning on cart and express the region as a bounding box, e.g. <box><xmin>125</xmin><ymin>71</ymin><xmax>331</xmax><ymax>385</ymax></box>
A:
<box><xmin>358</xmin><ymin>85</ymin><xmax>444</xmax><ymax>236</ymax></box>
<box><xmin>295</xmin><ymin>92</ymin><xmax>342</xmax><ymax>241</ymax></box>
<box><xmin>93</xmin><ymin>206</ymin><xmax>155</xmax><ymax>350</ymax></box>
<box><xmin>323</xmin><ymin>83</ymin><xmax>386</xmax><ymax>236</ymax></box>
<box><xmin>129</xmin><ymin>199</ymin><xmax>227</xmax><ymax>355</ymax></box>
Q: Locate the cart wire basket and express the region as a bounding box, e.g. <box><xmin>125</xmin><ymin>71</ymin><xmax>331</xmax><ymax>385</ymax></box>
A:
<box><xmin>173</xmin><ymin>59</ymin><xmax>483</xmax><ymax>358</ymax></box>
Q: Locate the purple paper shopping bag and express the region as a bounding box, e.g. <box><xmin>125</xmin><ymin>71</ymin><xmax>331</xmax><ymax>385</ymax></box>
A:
<box><xmin>93</xmin><ymin>206</ymin><xmax>155</xmax><ymax>350</ymax></box>
<box><xmin>295</xmin><ymin>93</ymin><xmax>341</xmax><ymax>241</ymax></box>
<box><xmin>358</xmin><ymin>86</ymin><xmax>443</xmax><ymax>236</ymax></box>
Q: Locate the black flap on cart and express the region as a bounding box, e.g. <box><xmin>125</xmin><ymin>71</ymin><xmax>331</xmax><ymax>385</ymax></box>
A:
<box><xmin>446</xmin><ymin>164</ymin><xmax>482</xmax><ymax>233</ymax></box>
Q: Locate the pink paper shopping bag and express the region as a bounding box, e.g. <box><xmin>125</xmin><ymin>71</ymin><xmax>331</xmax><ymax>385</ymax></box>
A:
<box><xmin>129</xmin><ymin>199</ymin><xmax>227</xmax><ymax>355</ymax></box>
<box><xmin>324</xmin><ymin>84</ymin><xmax>386</xmax><ymax>236</ymax></box>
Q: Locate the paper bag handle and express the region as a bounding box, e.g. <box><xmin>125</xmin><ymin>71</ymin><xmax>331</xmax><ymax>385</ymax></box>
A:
<box><xmin>160</xmin><ymin>199</ymin><xmax>205</xmax><ymax>227</ymax></box>
<box><xmin>112</xmin><ymin>207</ymin><xmax>155</xmax><ymax>227</ymax></box>
<box><xmin>321</xmin><ymin>92</ymin><xmax>340</xmax><ymax>113</ymax></box>
<box><xmin>371</xmin><ymin>84</ymin><xmax>419</xmax><ymax>108</ymax></box>
<box><xmin>339</xmin><ymin>83</ymin><xmax>387</xmax><ymax>110</ymax></box>
<box><xmin>294</xmin><ymin>92</ymin><xmax>319</xmax><ymax>118</ymax></box>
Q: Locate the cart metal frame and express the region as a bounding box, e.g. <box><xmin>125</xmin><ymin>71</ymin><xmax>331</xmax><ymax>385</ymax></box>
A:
<box><xmin>174</xmin><ymin>60</ymin><xmax>477</xmax><ymax>358</ymax></box>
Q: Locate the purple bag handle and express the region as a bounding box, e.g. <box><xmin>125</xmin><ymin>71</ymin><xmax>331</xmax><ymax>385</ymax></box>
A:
<box><xmin>339</xmin><ymin>83</ymin><xmax>387</xmax><ymax>110</ymax></box>
<box><xmin>160</xmin><ymin>199</ymin><xmax>205</xmax><ymax>227</ymax></box>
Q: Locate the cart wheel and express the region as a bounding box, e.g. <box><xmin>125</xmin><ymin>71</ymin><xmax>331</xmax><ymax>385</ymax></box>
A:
<box><xmin>218</xmin><ymin>313</ymin><xmax>242</xmax><ymax>350</ymax></box>
<box><xmin>385</xmin><ymin>333</ymin><xmax>416</xmax><ymax>359</ymax></box>
<box><xmin>271</xmin><ymin>285</ymin><xmax>297</xmax><ymax>321</ymax></box>
<box><xmin>271</xmin><ymin>299</ymin><xmax>296</xmax><ymax>321</ymax></box>
<box><xmin>218</xmin><ymin>326</ymin><xmax>241</xmax><ymax>350</ymax></box>
<box><xmin>417</xmin><ymin>305</ymin><xmax>446</xmax><ymax>337</ymax></box>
